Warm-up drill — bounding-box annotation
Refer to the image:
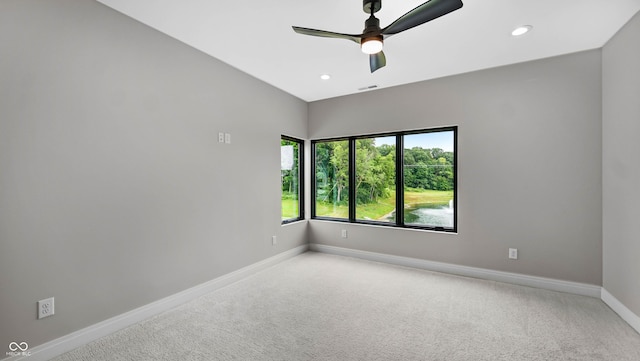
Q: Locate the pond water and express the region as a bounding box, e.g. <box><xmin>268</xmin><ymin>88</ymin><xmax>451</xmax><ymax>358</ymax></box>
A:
<box><xmin>386</xmin><ymin>200</ymin><xmax>453</xmax><ymax>228</ymax></box>
<box><xmin>404</xmin><ymin>204</ymin><xmax>453</xmax><ymax>228</ymax></box>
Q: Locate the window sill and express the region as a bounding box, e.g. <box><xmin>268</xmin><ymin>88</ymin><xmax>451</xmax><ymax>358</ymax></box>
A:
<box><xmin>308</xmin><ymin>218</ymin><xmax>457</xmax><ymax>235</ymax></box>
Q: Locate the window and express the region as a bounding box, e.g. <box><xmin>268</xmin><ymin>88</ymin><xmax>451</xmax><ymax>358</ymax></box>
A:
<box><xmin>313</xmin><ymin>139</ymin><xmax>349</xmax><ymax>219</ymax></box>
<box><xmin>312</xmin><ymin>127</ymin><xmax>456</xmax><ymax>232</ymax></box>
<box><xmin>281</xmin><ymin>136</ymin><xmax>304</xmax><ymax>223</ymax></box>
<box><xmin>355</xmin><ymin>136</ymin><xmax>396</xmax><ymax>223</ymax></box>
<box><xmin>402</xmin><ymin>131</ymin><xmax>455</xmax><ymax>229</ymax></box>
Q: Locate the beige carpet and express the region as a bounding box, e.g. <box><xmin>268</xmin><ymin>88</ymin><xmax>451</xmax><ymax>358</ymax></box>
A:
<box><xmin>53</xmin><ymin>252</ymin><xmax>640</xmax><ymax>360</ymax></box>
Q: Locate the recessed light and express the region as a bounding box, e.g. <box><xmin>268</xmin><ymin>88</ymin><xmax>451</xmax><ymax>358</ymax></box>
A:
<box><xmin>320</xmin><ymin>74</ymin><xmax>331</xmax><ymax>80</ymax></box>
<box><xmin>512</xmin><ymin>25</ymin><xmax>532</xmax><ymax>37</ymax></box>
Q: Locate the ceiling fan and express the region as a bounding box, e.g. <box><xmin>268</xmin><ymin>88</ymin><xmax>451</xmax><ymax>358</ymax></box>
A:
<box><xmin>292</xmin><ymin>0</ymin><xmax>463</xmax><ymax>73</ymax></box>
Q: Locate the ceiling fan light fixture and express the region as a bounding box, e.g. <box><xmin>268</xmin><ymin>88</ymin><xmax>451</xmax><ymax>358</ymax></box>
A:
<box><xmin>361</xmin><ymin>36</ymin><xmax>383</xmax><ymax>54</ymax></box>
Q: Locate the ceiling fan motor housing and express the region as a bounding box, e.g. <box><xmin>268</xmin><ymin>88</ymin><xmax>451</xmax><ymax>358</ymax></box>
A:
<box><xmin>363</xmin><ymin>15</ymin><xmax>382</xmax><ymax>36</ymax></box>
<box><xmin>363</xmin><ymin>0</ymin><xmax>382</xmax><ymax>14</ymax></box>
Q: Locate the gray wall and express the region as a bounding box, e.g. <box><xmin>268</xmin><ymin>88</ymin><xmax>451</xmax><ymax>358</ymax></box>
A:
<box><xmin>603</xmin><ymin>12</ymin><xmax>640</xmax><ymax>316</ymax></box>
<box><xmin>309</xmin><ymin>50</ymin><xmax>603</xmax><ymax>286</ymax></box>
<box><xmin>0</xmin><ymin>0</ymin><xmax>307</xmax><ymax>350</ymax></box>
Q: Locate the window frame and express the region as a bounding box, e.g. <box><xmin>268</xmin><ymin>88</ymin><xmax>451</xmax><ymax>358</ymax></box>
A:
<box><xmin>311</xmin><ymin>127</ymin><xmax>457</xmax><ymax>232</ymax></box>
<box><xmin>353</xmin><ymin>134</ymin><xmax>398</xmax><ymax>225</ymax></box>
<box><xmin>311</xmin><ymin>137</ymin><xmax>350</xmax><ymax>221</ymax></box>
<box><xmin>281</xmin><ymin>135</ymin><xmax>305</xmax><ymax>224</ymax></box>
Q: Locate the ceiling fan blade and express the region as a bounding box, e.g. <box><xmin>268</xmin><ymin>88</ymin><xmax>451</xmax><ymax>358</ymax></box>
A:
<box><xmin>292</xmin><ymin>26</ymin><xmax>361</xmax><ymax>44</ymax></box>
<box><xmin>370</xmin><ymin>51</ymin><xmax>386</xmax><ymax>73</ymax></box>
<box><xmin>381</xmin><ymin>0</ymin><xmax>463</xmax><ymax>36</ymax></box>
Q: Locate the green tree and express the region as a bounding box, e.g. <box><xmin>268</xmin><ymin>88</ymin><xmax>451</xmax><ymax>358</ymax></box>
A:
<box><xmin>356</xmin><ymin>139</ymin><xmax>396</xmax><ymax>204</ymax></box>
<box><xmin>403</xmin><ymin>147</ymin><xmax>454</xmax><ymax>191</ymax></box>
<box><xmin>316</xmin><ymin>140</ymin><xmax>453</xmax><ymax>209</ymax></box>
<box><xmin>329</xmin><ymin>141</ymin><xmax>349</xmax><ymax>203</ymax></box>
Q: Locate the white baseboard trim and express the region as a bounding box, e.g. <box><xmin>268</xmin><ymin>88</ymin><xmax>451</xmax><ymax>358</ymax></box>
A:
<box><xmin>601</xmin><ymin>288</ymin><xmax>640</xmax><ymax>334</ymax></box>
<box><xmin>8</xmin><ymin>245</ymin><xmax>308</xmax><ymax>361</ymax></box>
<box><xmin>310</xmin><ymin>244</ymin><xmax>602</xmax><ymax>298</ymax></box>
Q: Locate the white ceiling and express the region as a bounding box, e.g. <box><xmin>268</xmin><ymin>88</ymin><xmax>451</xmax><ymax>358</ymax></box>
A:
<box><xmin>97</xmin><ymin>0</ymin><xmax>640</xmax><ymax>102</ymax></box>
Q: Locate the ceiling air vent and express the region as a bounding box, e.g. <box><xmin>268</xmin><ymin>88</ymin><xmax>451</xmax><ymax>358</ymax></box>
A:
<box><xmin>358</xmin><ymin>85</ymin><xmax>378</xmax><ymax>91</ymax></box>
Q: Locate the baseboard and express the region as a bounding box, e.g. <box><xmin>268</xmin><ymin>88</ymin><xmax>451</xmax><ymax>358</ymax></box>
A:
<box><xmin>601</xmin><ymin>288</ymin><xmax>640</xmax><ymax>334</ymax></box>
<box><xmin>309</xmin><ymin>244</ymin><xmax>602</xmax><ymax>298</ymax></box>
<box><xmin>7</xmin><ymin>245</ymin><xmax>308</xmax><ymax>361</ymax></box>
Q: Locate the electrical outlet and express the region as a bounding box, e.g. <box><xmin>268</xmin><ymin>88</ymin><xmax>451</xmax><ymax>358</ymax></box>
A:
<box><xmin>272</xmin><ymin>235</ymin><xmax>277</xmax><ymax>245</ymax></box>
<box><xmin>218</xmin><ymin>132</ymin><xmax>225</xmax><ymax>143</ymax></box>
<box><xmin>38</xmin><ymin>297</ymin><xmax>54</xmax><ymax>319</ymax></box>
<box><xmin>341</xmin><ymin>229</ymin><xmax>348</xmax><ymax>238</ymax></box>
<box><xmin>509</xmin><ymin>248</ymin><xmax>518</xmax><ymax>260</ymax></box>
<box><xmin>224</xmin><ymin>133</ymin><xmax>231</xmax><ymax>144</ymax></box>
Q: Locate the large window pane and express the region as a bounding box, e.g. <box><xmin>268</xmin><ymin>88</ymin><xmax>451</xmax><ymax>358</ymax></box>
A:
<box><xmin>355</xmin><ymin>136</ymin><xmax>396</xmax><ymax>223</ymax></box>
<box><xmin>403</xmin><ymin>131</ymin><xmax>455</xmax><ymax>228</ymax></box>
<box><xmin>314</xmin><ymin>140</ymin><xmax>349</xmax><ymax>219</ymax></box>
<box><xmin>311</xmin><ymin>127</ymin><xmax>456</xmax><ymax>232</ymax></box>
<box><xmin>281</xmin><ymin>136</ymin><xmax>303</xmax><ymax>222</ymax></box>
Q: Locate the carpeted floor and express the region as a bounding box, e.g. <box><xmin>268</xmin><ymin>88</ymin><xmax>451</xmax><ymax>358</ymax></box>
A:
<box><xmin>52</xmin><ymin>252</ymin><xmax>640</xmax><ymax>361</ymax></box>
